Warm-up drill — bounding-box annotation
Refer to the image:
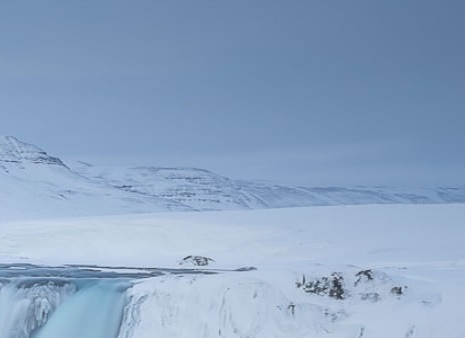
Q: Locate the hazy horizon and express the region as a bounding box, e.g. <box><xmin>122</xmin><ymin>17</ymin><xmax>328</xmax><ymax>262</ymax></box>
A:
<box><xmin>1</xmin><ymin>0</ymin><xmax>464</xmax><ymax>186</ymax></box>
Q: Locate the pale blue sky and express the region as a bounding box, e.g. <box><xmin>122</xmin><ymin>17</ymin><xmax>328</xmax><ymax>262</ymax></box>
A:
<box><xmin>1</xmin><ymin>0</ymin><xmax>464</xmax><ymax>185</ymax></box>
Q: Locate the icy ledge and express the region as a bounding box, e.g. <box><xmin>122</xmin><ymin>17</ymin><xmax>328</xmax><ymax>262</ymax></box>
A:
<box><xmin>118</xmin><ymin>266</ymin><xmax>463</xmax><ymax>338</ymax></box>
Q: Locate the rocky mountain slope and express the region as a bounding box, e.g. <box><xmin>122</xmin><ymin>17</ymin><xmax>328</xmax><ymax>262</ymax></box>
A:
<box><xmin>1</xmin><ymin>135</ymin><xmax>464</xmax><ymax>219</ymax></box>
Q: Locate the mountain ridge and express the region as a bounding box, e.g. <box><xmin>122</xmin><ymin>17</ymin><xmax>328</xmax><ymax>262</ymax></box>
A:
<box><xmin>1</xmin><ymin>135</ymin><xmax>464</xmax><ymax>219</ymax></box>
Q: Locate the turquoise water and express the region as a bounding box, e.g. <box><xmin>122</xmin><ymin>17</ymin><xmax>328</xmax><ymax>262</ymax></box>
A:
<box><xmin>35</xmin><ymin>281</ymin><xmax>127</xmax><ymax>338</ymax></box>
<box><xmin>0</xmin><ymin>279</ymin><xmax>128</xmax><ymax>338</ymax></box>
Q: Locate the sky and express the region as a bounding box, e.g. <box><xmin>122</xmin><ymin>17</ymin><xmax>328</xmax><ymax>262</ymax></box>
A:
<box><xmin>0</xmin><ymin>0</ymin><xmax>464</xmax><ymax>186</ymax></box>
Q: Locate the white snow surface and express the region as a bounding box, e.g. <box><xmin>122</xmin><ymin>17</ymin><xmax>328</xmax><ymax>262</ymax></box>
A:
<box><xmin>1</xmin><ymin>204</ymin><xmax>464</xmax><ymax>337</ymax></box>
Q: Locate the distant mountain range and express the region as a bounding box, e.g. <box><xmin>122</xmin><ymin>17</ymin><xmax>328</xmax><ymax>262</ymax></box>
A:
<box><xmin>1</xmin><ymin>135</ymin><xmax>464</xmax><ymax>219</ymax></box>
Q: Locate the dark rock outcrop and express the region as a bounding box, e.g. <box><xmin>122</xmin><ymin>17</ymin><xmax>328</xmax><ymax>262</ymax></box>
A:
<box><xmin>180</xmin><ymin>255</ymin><xmax>215</xmax><ymax>267</ymax></box>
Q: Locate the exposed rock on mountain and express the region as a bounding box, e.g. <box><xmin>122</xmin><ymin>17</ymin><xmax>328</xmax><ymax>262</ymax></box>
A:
<box><xmin>0</xmin><ymin>136</ymin><xmax>67</xmax><ymax>169</ymax></box>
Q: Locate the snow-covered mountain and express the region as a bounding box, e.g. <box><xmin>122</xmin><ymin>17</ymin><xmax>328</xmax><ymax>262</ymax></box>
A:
<box><xmin>0</xmin><ymin>136</ymin><xmax>188</xmax><ymax>220</ymax></box>
<box><xmin>1</xmin><ymin>135</ymin><xmax>465</xmax><ymax>219</ymax></box>
<box><xmin>72</xmin><ymin>163</ymin><xmax>465</xmax><ymax>210</ymax></box>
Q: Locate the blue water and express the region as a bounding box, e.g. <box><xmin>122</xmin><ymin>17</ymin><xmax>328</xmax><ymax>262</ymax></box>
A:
<box><xmin>35</xmin><ymin>281</ymin><xmax>127</xmax><ymax>338</ymax></box>
<box><xmin>0</xmin><ymin>266</ymin><xmax>134</xmax><ymax>338</ymax></box>
<box><xmin>0</xmin><ymin>279</ymin><xmax>128</xmax><ymax>338</ymax></box>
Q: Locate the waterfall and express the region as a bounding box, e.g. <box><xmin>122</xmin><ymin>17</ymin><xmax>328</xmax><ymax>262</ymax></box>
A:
<box><xmin>0</xmin><ymin>280</ymin><xmax>76</xmax><ymax>338</ymax></box>
<box><xmin>0</xmin><ymin>265</ymin><xmax>212</xmax><ymax>338</ymax></box>
<box><xmin>35</xmin><ymin>281</ymin><xmax>127</xmax><ymax>338</ymax></box>
<box><xmin>0</xmin><ymin>278</ymin><xmax>128</xmax><ymax>338</ymax></box>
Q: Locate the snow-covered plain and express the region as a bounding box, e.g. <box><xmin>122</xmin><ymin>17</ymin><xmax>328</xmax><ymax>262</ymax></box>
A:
<box><xmin>1</xmin><ymin>204</ymin><xmax>464</xmax><ymax>337</ymax></box>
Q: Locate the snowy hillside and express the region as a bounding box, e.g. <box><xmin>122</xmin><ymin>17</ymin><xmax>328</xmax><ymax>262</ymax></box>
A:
<box><xmin>0</xmin><ymin>136</ymin><xmax>188</xmax><ymax>220</ymax></box>
<box><xmin>70</xmin><ymin>163</ymin><xmax>267</xmax><ymax>211</ymax></box>
<box><xmin>71</xmin><ymin>158</ymin><xmax>465</xmax><ymax>210</ymax></box>
<box><xmin>1</xmin><ymin>135</ymin><xmax>465</xmax><ymax>220</ymax></box>
<box><xmin>0</xmin><ymin>204</ymin><xmax>464</xmax><ymax>337</ymax></box>
<box><xmin>72</xmin><ymin>162</ymin><xmax>465</xmax><ymax>211</ymax></box>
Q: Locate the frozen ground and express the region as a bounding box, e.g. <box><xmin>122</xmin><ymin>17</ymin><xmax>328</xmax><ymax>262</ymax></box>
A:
<box><xmin>0</xmin><ymin>204</ymin><xmax>464</xmax><ymax>337</ymax></box>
